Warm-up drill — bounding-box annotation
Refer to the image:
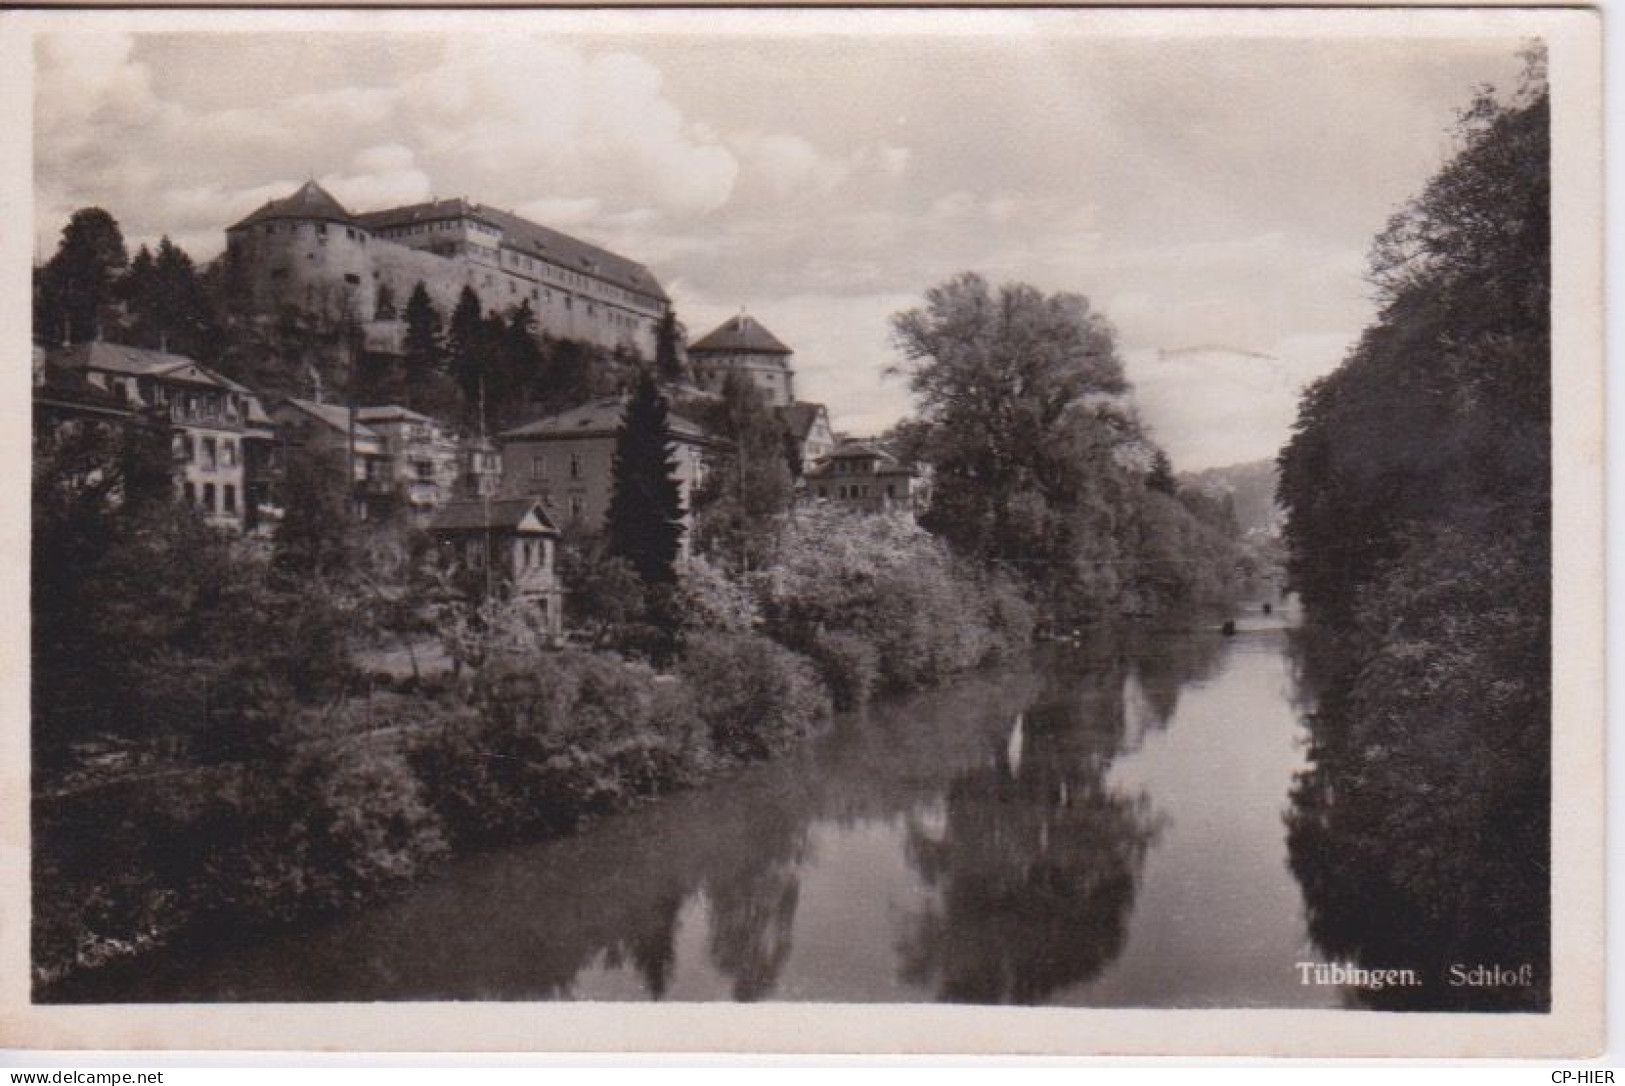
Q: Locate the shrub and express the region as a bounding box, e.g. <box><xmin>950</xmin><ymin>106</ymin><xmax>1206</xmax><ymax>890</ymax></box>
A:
<box><xmin>757</xmin><ymin>506</ymin><xmax>1030</xmax><ymax>693</ymax></box>
<box><xmin>412</xmin><ymin>651</ymin><xmax>706</xmax><ymax>843</ymax></box>
<box><xmin>806</xmin><ymin>630</ymin><xmax>880</xmax><ymax>711</ymax></box>
<box><xmin>678</xmin><ymin>631</ymin><xmax>831</xmax><ymax>761</ymax></box>
<box><xmin>188</xmin><ymin>738</ymin><xmax>449</xmax><ymax>927</ymax></box>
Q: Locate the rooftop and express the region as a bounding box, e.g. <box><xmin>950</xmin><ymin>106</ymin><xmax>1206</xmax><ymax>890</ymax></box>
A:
<box><xmin>357</xmin><ymin>404</ymin><xmax>439</xmax><ymax>426</ymax></box>
<box><xmin>52</xmin><ymin>342</ymin><xmax>233</xmax><ymax>390</ymax></box>
<box><xmin>432</xmin><ymin>497</ymin><xmax>559</xmax><ymax>535</ymax></box>
<box><xmin>280</xmin><ymin>397</ymin><xmax>382</xmax><ymax>440</ymax></box>
<box><xmin>778</xmin><ymin>401</ymin><xmax>829</xmax><ymax>439</ymax></box>
<box><xmin>499</xmin><ymin>395</ymin><xmax>715</xmax><ymax>445</ymax></box>
<box><xmin>356</xmin><ymin>198</ymin><xmax>669</xmax><ymax>303</ymax></box>
<box><xmin>689</xmin><ymin>313</ymin><xmax>793</xmax><ymax>356</ymax></box>
<box><xmin>230</xmin><ymin>181</ymin><xmax>357</xmax><ymax>231</ymax></box>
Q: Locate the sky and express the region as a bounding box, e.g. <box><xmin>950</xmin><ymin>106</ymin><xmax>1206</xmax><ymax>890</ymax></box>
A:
<box><xmin>32</xmin><ymin>15</ymin><xmax>1531</xmax><ymax>470</ymax></box>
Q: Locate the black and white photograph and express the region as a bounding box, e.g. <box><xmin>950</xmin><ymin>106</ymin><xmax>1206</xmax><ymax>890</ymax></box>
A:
<box><xmin>2</xmin><ymin>5</ymin><xmax>1604</xmax><ymax>1057</ymax></box>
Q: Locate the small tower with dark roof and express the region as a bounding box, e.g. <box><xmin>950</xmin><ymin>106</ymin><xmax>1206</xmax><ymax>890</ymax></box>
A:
<box><xmin>224</xmin><ymin>180</ymin><xmax>375</xmax><ymax>325</ymax></box>
<box><xmin>688</xmin><ymin>311</ymin><xmax>796</xmax><ymax>407</ymax></box>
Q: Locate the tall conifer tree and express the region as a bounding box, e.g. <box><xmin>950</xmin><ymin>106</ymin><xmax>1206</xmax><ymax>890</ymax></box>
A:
<box><xmin>606</xmin><ymin>370</ymin><xmax>685</xmax><ymax>585</ymax></box>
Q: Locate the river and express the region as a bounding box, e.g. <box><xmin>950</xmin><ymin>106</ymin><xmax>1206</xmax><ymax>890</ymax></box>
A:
<box><xmin>50</xmin><ymin>617</ymin><xmax>1358</xmax><ymax>1007</ymax></box>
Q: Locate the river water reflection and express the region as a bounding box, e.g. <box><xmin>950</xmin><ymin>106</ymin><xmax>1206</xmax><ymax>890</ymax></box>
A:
<box><xmin>55</xmin><ymin>622</ymin><xmax>1352</xmax><ymax>1006</ymax></box>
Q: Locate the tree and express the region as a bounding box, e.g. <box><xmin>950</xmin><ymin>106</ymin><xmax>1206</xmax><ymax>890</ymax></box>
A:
<box><xmin>655</xmin><ymin>309</ymin><xmax>686</xmax><ymax>383</ymax></box>
<box><xmin>1275</xmin><ymin>56</ymin><xmax>1551</xmax><ymax>1008</ymax></box>
<box><xmin>399</xmin><ymin>281</ymin><xmax>458</xmax><ymax>417</ymax></box>
<box><xmin>35</xmin><ymin>208</ymin><xmax>129</xmax><ymax>345</ymax></box>
<box><xmin>446</xmin><ymin>286</ymin><xmax>493</xmax><ymax>427</ymax></box>
<box><xmin>888</xmin><ymin>274</ymin><xmax>1136</xmax><ymax>620</ymax></box>
<box><xmin>497</xmin><ymin>299</ymin><xmax>546</xmax><ymax>428</ymax></box>
<box><xmin>121</xmin><ymin>236</ymin><xmax>216</xmax><ymax>360</ymax></box>
<box><xmin>1145</xmin><ymin>449</ymin><xmax>1176</xmax><ymax>495</ymax></box>
<box><xmin>273</xmin><ymin>445</ymin><xmax>359</xmax><ymax>582</ymax></box>
<box><xmin>690</xmin><ymin>372</ymin><xmax>793</xmax><ymax>568</ymax></box>
<box><xmin>1278</xmin><ymin>63</ymin><xmax>1550</xmax><ymax>622</ymax></box>
<box><xmin>606</xmin><ymin>370</ymin><xmax>686</xmax><ymax>586</ymax></box>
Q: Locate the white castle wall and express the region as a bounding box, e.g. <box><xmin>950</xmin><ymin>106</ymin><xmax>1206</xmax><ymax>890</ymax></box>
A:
<box><xmin>231</xmin><ymin>213</ymin><xmax>663</xmax><ymax>359</ymax></box>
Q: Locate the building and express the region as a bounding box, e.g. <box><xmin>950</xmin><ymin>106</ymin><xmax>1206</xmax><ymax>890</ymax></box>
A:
<box><xmin>805</xmin><ymin>440</ymin><xmax>927</xmax><ymax>514</ymax></box>
<box><xmin>778</xmin><ymin>401</ymin><xmax>836</xmax><ymax>475</ymax></box>
<box><xmin>268</xmin><ymin>397</ymin><xmax>394</xmax><ymax>514</ymax></box>
<box><xmin>225</xmin><ymin>182</ymin><xmax>670</xmax><ymax>358</ymax></box>
<box><xmin>34</xmin><ymin>346</ymin><xmax>138</xmax><ymax>435</ymax></box>
<box><xmin>49</xmin><ymin>342</ymin><xmax>271</xmax><ymax>530</ymax></box>
<box><xmin>496</xmin><ymin>396</ymin><xmax>720</xmax><ymax>559</ymax></box>
<box><xmin>430</xmin><ymin>497</ymin><xmax>564</xmax><ymax>642</ymax></box>
<box><xmin>459</xmin><ymin>435</ymin><xmax>503</xmax><ymax>500</ymax></box>
<box><xmin>688</xmin><ymin>313</ymin><xmax>796</xmax><ymax>407</ymax></box>
<box><xmin>355</xmin><ymin>405</ymin><xmax>462</xmax><ymax>513</ymax></box>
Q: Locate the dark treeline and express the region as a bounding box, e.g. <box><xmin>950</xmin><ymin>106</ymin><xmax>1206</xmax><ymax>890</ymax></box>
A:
<box><xmin>1277</xmin><ymin>53</ymin><xmax>1550</xmax><ymax>1010</ymax></box>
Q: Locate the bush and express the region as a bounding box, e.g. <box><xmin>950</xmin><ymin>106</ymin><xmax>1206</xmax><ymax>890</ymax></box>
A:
<box><xmin>806</xmin><ymin>630</ymin><xmax>880</xmax><ymax>711</ymax></box>
<box><xmin>412</xmin><ymin>651</ymin><xmax>706</xmax><ymax>843</ymax></box>
<box><xmin>756</xmin><ymin>507</ymin><xmax>1031</xmax><ymax>694</ymax></box>
<box><xmin>678</xmin><ymin>631</ymin><xmax>831</xmax><ymax>761</ymax></box>
<box><xmin>188</xmin><ymin>738</ymin><xmax>449</xmax><ymax>927</ymax></box>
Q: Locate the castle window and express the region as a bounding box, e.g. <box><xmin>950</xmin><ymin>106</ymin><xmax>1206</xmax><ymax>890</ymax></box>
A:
<box><xmin>568</xmin><ymin>494</ymin><xmax>585</xmax><ymax>519</ymax></box>
<box><xmin>184</xmin><ymin>481</ymin><xmax>197</xmax><ymax>506</ymax></box>
<box><xmin>264</xmin><ymin>224</ymin><xmax>276</xmax><ymax>235</ymax></box>
<box><xmin>203</xmin><ymin>483</ymin><xmax>216</xmax><ymax>511</ymax></box>
<box><xmin>223</xmin><ymin>485</ymin><xmax>237</xmax><ymax>515</ymax></box>
<box><xmin>569</xmin><ymin>453</ymin><xmax>582</xmax><ymax>480</ymax></box>
<box><xmin>344</xmin><ymin>273</ymin><xmax>360</xmax><ymax>285</ymax></box>
<box><xmin>316</xmin><ymin>223</ymin><xmax>328</xmax><ymax>236</ymax></box>
<box><xmin>345</xmin><ymin>228</ymin><xmax>355</xmax><ymax>240</ymax></box>
<box><xmin>531</xmin><ymin>456</ymin><xmax>547</xmax><ymax>480</ymax></box>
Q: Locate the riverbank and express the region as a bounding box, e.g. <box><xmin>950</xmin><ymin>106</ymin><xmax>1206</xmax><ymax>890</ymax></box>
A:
<box><xmin>33</xmin><ymin>561</ymin><xmax>1033</xmax><ymax>995</ymax></box>
<box><xmin>43</xmin><ymin>626</ymin><xmax>1344</xmax><ymax>1006</ymax></box>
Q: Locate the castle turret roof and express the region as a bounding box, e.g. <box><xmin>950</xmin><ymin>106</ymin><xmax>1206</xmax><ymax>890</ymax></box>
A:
<box><xmin>229</xmin><ymin>181</ymin><xmax>358</xmax><ymax>230</ymax></box>
<box><xmin>689</xmin><ymin>314</ymin><xmax>793</xmax><ymax>355</ymax></box>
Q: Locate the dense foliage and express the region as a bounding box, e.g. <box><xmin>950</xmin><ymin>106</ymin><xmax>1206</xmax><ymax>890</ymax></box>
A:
<box><xmin>1278</xmin><ymin>61</ymin><xmax>1550</xmax><ymax>1009</ymax></box>
<box><xmin>889</xmin><ymin>273</ymin><xmax>1251</xmax><ymax>623</ymax></box>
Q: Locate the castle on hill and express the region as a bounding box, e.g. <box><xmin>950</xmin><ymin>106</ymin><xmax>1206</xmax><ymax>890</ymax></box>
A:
<box><xmin>224</xmin><ymin>181</ymin><xmax>671</xmax><ymax>359</ymax></box>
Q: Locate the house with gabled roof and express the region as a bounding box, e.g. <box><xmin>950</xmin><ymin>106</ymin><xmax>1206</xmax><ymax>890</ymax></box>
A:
<box><xmin>49</xmin><ymin>341</ymin><xmax>273</xmax><ymax>530</ymax></box>
<box><xmin>805</xmin><ymin>439</ymin><xmax>928</xmax><ymax>515</ymax></box>
<box><xmin>777</xmin><ymin>401</ymin><xmax>836</xmax><ymax>476</ymax></box>
<box><xmin>430</xmin><ymin>496</ymin><xmax>564</xmax><ymax>641</ymax></box>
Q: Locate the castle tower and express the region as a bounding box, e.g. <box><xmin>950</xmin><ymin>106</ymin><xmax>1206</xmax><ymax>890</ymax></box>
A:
<box><xmin>688</xmin><ymin>312</ymin><xmax>795</xmax><ymax>407</ymax></box>
<box><xmin>224</xmin><ymin>181</ymin><xmax>375</xmax><ymax>325</ymax></box>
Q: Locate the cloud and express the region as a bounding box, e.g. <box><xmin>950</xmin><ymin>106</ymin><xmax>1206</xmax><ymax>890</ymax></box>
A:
<box><xmin>33</xmin><ymin>24</ymin><xmax>1528</xmax><ymax>467</ymax></box>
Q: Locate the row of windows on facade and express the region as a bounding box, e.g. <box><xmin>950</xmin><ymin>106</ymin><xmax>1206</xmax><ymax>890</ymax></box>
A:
<box><xmin>121</xmin><ymin>380</ymin><xmax>243</xmax><ymax>425</ymax></box>
<box><xmin>530</xmin><ymin>453</ymin><xmax>586</xmax><ymax>482</ymax></box>
<box><xmin>454</xmin><ymin>536</ymin><xmax>553</xmax><ymax>572</ymax></box>
<box><xmin>256</xmin><ymin>218</ymin><xmax>644</xmax><ymax>305</ymax></box>
<box><xmin>174</xmin><ymin>433</ymin><xmax>240</xmax><ymax>469</ymax></box>
<box><xmin>259</xmin><ymin>222</ymin><xmax>370</xmax><ymax>246</ymax></box>
<box><xmin>815</xmin><ymin>482</ymin><xmax>905</xmax><ymax>500</ymax></box>
<box><xmin>374</xmin><ymin>219</ymin><xmax>653</xmax><ymax>308</ymax></box>
<box><xmin>182</xmin><ymin>480</ymin><xmax>238</xmax><ymax>516</ymax></box>
<box><xmin>267</xmin><ymin>258</ymin><xmax>650</xmax><ymax>334</ymax></box>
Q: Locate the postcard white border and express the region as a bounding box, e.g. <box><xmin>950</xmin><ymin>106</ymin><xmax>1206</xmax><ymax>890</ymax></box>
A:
<box><xmin>0</xmin><ymin>5</ymin><xmax>1604</xmax><ymax>1058</ymax></box>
